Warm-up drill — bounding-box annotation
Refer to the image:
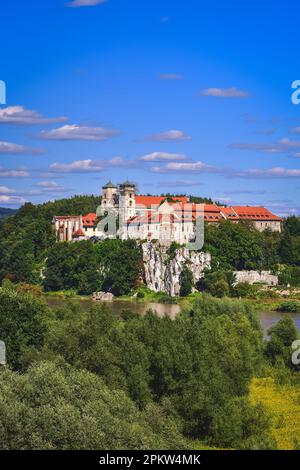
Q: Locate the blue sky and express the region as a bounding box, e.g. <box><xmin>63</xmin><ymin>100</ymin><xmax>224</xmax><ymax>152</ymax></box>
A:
<box><xmin>0</xmin><ymin>0</ymin><xmax>300</xmax><ymax>216</ymax></box>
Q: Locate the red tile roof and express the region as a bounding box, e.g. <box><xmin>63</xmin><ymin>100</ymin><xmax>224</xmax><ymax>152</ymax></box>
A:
<box><xmin>82</xmin><ymin>213</ymin><xmax>97</xmax><ymax>227</ymax></box>
<box><xmin>73</xmin><ymin>229</ymin><xmax>85</xmax><ymax>238</ymax></box>
<box><xmin>232</xmin><ymin>206</ymin><xmax>282</xmax><ymax>221</ymax></box>
<box><xmin>135</xmin><ymin>195</ymin><xmax>188</xmax><ymax>207</ymax></box>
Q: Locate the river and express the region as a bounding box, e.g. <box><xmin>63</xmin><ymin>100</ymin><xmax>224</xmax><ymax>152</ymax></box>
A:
<box><xmin>45</xmin><ymin>298</ymin><xmax>300</xmax><ymax>338</ymax></box>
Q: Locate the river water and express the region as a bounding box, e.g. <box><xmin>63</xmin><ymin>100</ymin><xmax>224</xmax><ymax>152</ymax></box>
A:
<box><xmin>45</xmin><ymin>298</ymin><xmax>300</xmax><ymax>337</ymax></box>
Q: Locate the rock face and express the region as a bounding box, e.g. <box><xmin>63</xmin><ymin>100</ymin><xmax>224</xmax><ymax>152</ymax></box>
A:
<box><xmin>92</xmin><ymin>292</ymin><xmax>114</xmax><ymax>302</ymax></box>
<box><xmin>233</xmin><ymin>271</ymin><xmax>278</xmax><ymax>286</ymax></box>
<box><xmin>142</xmin><ymin>242</ymin><xmax>211</xmax><ymax>296</ymax></box>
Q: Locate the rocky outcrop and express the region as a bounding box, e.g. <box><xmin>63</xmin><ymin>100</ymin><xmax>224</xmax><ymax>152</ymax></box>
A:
<box><xmin>233</xmin><ymin>271</ymin><xmax>278</xmax><ymax>286</ymax></box>
<box><xmin>142</xmin><ymin>242</ymin><xmax>211</xmax><ymax>296</ymax></box>
<box><xmin>92</xmin><ymin>292</ymin><xmax>114</xmax><ymax>301</ymax></box>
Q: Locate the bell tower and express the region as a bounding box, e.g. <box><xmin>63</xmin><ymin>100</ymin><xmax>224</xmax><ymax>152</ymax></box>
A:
<box><xmin>119</xmin><ymin>180</ymin><xmax>137</xmax><ymax>222</ymax></box>
<box><xmin>101</xmin><ymin>181</ymin><xmax>118</xmax><ymax>210</ymax></box>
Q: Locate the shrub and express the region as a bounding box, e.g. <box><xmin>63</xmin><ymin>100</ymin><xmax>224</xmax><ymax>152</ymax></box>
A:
<box><xmin>276</xmin><ymin>301</ymin><xmax>300</xmax><ymax>313</ymax></box>
<box><xmin>233</xmin><ymin>282</ymin><xmax>259</xmax><ymax>299</ymax></box>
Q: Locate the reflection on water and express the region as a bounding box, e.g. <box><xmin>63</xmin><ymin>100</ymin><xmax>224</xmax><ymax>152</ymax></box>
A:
<box><xmin>45</xmin><ymin>298</ymin><xmax>300</xmax><ymax>337</ymax></box>
<box><xmin>45</xmin><ymin>298</ymin><xmax>181</xmax><ymax>320</ymax></box>
<box><xmin>259</xmin><ymin>310</ymin><xmax>300</xmax><ymax>338</ymax></box>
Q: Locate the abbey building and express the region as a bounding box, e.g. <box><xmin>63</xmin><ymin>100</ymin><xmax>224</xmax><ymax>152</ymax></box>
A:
<box><xmin>53</xmin><ymin>180</ymin><xmax>282</xmax><ymax>243</ymax></box>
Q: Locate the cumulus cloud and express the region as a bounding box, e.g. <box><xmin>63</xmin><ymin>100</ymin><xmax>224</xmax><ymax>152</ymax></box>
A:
<box><xmin>0</xmin><ymin>195</ymin><xmax>26</xmax><ymax>205</ymax></box>
<box><xmin>158</xmin><ymin>180</ymin><xmax>202</xmax><ymax>188</ymax></box>
<box><xmin>33</xmin><ymin>181</ymin><xmax>61</xmax><ymax>188</ymax></box>
<box><xmin>40</xmin><ymin>124</ymin><xmax>120</xmax><ymax>141</ymax></box>
<box><xmin>0</xmin><ymin>106</ymin><xmax>67</xmax><ymax>125</ymax></box>
<box><xmin>237</xmin><ymin>167</ymin><xmax>300</xmax><ymax>178</ymax></box>
<box><xmin>140</xmin><ymin>152</ymin><xmax>187</xmax><ymax>162</ymax></box>
<box><xmin>0</xmin><ymin>140</ymin><xmax>44</xmax><ymax>155</ymax></box>
<box><xmin>0</xmin><ymin>186</ymin><xmax>14</xmax><ymax>194</ymax></box>
<box><xmin>49</xmin><ymin>156</ymin><xmax>134</xmax><ymax>173</ymax></box>
<box><xmin>150</xmin><ymin>159</ymin><xmax>300</xmax><ymax>180</ymax></box>
<box><xmin>159</xmin><ymin>74</ymin><xmax>184</xmax><ymax>80</ymax></box>
<box><xmin>200</xmin><ymin>87</ymin><xmax>249</xmax><ymax>98</ymax></box>
<box><xmin>151</xmin><ymin>161</ymin><xmax>216</xmax><ymax>173</ymax></box>
<box><xmin>31</xmin><ymin>181</ymin><xmax>67</xmax><ymax>193</ymax></box>
<box><xmin>66</xmin><ymin>0</ymin><xmax>108</xmax><ymax>7</ymax></box>
<box><xmin>143</xmin><ymin>130</ymin><xmax>191</xmax><ymax>142</ymax></box>
<box><xmin>229</xmin><ymin>138</ymin><xmax>300</xmax><ymax>154</ymax></box>
<box><xmin>0</xmin><ymin>167</ymin><xmax>29</xmax><ymax>178</ymax></box>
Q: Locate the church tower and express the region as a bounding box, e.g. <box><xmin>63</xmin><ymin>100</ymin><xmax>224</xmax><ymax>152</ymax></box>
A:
<box><xmin>101</xmin><ymin>181</ymin><xmax>118</xmax><ymax>210</ymax></box>
<box><xmin>119</xmin><ymin>180</ymin><xmax>137</xmax><ymax>222</ymax></box>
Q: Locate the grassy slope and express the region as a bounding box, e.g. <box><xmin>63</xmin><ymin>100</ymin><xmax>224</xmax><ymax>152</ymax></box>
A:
<box><xmin>250</xmin><ymin>377</ymin><xmax>300</xmax><ymax>450</ymax></box>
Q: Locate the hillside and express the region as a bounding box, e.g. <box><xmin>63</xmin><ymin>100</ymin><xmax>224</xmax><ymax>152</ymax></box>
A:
<box><xmin>0</xmin><ymin>208</ymin><xmax>18</xmax><ymax>219</ymax></box>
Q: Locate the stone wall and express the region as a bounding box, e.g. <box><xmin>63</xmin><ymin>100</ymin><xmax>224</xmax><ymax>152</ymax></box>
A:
<box><xmin>142</xmin><ymin>241</ymin><xmax>211</xmax><ymax>296</ymax></box>
<box><xmin>233</xmin><ymin>270</ymin><xmax>278</xmax><ymax>286</ymax></box>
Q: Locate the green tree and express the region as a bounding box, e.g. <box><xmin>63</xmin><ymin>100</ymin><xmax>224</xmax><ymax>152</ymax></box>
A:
<box><xmin>0</xmin><ymin>361</ymin><xmax>189</xmax><ymax>450</ymax></box>
<box><xmin>265</xmin><ymin>316</ymin><xmax>299</xmax><ymax>367</ymax></box>
<box><xmin>0</xmin><ymin>288</ymin><xmax>47</xmax><ymax>369</ymax></box>
<box><xmin>95</xmin><ymin>239</ymin><xmax>142</xmax><ymax>296</ymax></box>
<box><xmin>179</xmin><ymin>266</ymin><xmax>193</xmax><ymax>296</ymax></box>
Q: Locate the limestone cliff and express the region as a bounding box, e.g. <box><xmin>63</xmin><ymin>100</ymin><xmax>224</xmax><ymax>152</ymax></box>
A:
<box><xmin>142</xmin><ymin>241</ymin><xmax>211</xmax><ymax>296</ymax></box>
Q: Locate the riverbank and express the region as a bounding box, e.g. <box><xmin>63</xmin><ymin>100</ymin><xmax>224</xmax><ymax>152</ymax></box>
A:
<box><xmin>42</xmin><ymin>288</ymin><xmax>300</xmax><ymax>312</ymax></box>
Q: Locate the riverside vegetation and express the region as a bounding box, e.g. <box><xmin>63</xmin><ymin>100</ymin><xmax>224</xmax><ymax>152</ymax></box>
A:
<box><xmin>0</xmin><ymin>285</ymin><xmax>299</xmax><ymax>450</ymax></box>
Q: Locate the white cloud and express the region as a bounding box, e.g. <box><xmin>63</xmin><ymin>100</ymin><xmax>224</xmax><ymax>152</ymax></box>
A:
<box><xmin>229</xmin><ymin>138</ymin><xmax>300</xmax><ymax>154</ymax></box>
<box><xmin>67</xmin><ymin>0</ymin><xmax>108</xmax><ymax>7</ymax></box>
<box><xmin>151</xmin><ymin>161</ymin><xmax>215</xmax><ymax>173</ymax></box>
<box><xmin>238</xmin><ymin>167</ymin><xmax>300</xmax><ymax>178</ymax></box>
<box><xmin>0</xmin><ymin>167</ymin><xmax>29</xmax><ymax>178</ymax></box>
<box><xmin>144</xmin><ymin>130</ymin><xmax>191</xmax><ymax>142</ymax></box>
<box><xmin>34</xmin><ymin>181</ymin><xmax>61</xmax><ymax>188</ymax></box>
<box><xmin>0</xmin><ymin>186</ymin><xmax>14</xmax><ymax>194</ymax></box>
<box><xmin>0</xmin><ymin>140</ymin><xmax>44</xmax><ymax>155</ymax></box>
<box><xmin>49</xmin><ymin>156</ymin><xmax>132</xmax><ymax>173</ymax></box>
<box><xmin>31</xmin><ymin>181</ymin><xmax>67</xmax><ymax>193</ymax></box>
<box><xmin>150</xmin><ymin>159</ymin><xmax>300</xmax><ymax>180</ymax></box>
<box><xmin>200</xmin><ymin>87</ymin><xmax>249</xmax><ymax>98</ymax></box>
<box><xmin>0</xmin><ymin>195</ymin><xmax>26</xmax><ymax>205</ymax></box>
<box><xmin>0</xmin><ymin>106</ymin><xmax>67</xmax><ymax>125</ymax></box>
<box><xmin>140</xmin><ymin>152</ymin><xmax>187</xmax><ymax>162</ymax></box>
<box><xmin>158</xmin><ymin>180</ymin><xmax>202</xmax><ymax>188</ymax></box>
<box><xmin>159</xmin><ymin>74</ymin><xmax>184</xmax><ymax>80</ymax></box>
<box><xmin>40</xmin><ymin>124</ymin><xmax>119</xmax><ymax>141</ymax></box>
